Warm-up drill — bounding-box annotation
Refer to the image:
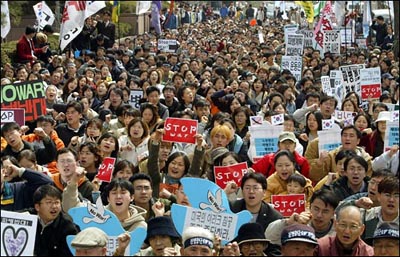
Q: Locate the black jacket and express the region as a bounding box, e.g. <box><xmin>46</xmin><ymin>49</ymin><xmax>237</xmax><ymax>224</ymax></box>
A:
<box><xmin>32</xmin><ymin>210</ymin><xmax>80</xmax><ymax>256</ymax></box>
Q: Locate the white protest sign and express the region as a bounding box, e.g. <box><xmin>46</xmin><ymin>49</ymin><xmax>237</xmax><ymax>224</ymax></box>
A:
<box><xmin>384</xmin><ymin>121</ymin><xmax>399</xmax><ymax>151</ymax></box>
<box><xmin>129</xmin><ymin>90</ymin><xmax>143</xmax><ymax>109</ymax></box>
<box><xmin>298</xmin><ymin>29</ymin><xmax>315</xmax><ymax>48</ymax></box>
<box><xmin>285</xmin><ymin>34</ymin><xmax>304</xmax><ymax>56</ymax></box>
<box><xmin>333</xmin><ymin>110</ymin><xmax>356</xmax><ymax>121</ymax></box>
<box><xmin>281</xmin><ymin>56</ymin><xmax>303</xmax><ymax>82</ymax></box>
<box><xmin>360</xmin><ymin>67</ymin><xmax>382</xmax><ymax>100</ymax></box>
<box><xmin>384</xmin><ymin>103</ymin><xmax>400</xmax><ymax>112</ymax></box>
<box><xmin>340</xmin><ymin>27</ymin><xmax>353</xmax><ymax>46</ymax></box>
<box><xmin>318</xmin><ymin>129</ymin><xmax>342</xmax><ymax>156</ymax></box>
<box><xmin>284</xmin><ymin>24</ymin><xmax>299</xmax><ymax>43</ymax></box>
<box><xmin>1</xmin><ymin>211</ymin><xmax>38</xmax><ymax>256</ymax></box>
<box><xmin>330</xmin><ymin>70</ymin><xmax>343</xmax><ymax>107</ymax></box>
<box><xmin>340</xmin><ymin>64</ymin><xmax>365</xmax><ymax>97</ymax></box>
<box><xmin>323</xmin><ymin>29</ymin><xmax>341</xmax><ymax>54</ymax></box>
<box><xmin>321</xmin><ymin>76</ymin><xmax>333</xmax><ymax>96</ymax></box>
<box><xmin>249</xmin><ymin>125</ymin><xmax>283</xmax><ymax>162</ymax></box>
<box><xmin>258</xmin><ymin>30</ymin><xmax>264</xmax><ymax>43</ymax></box>
<box><xmin>158</xmin><ymin>39</ymin><xmax>178</xmax><ymax>53</ymax></box>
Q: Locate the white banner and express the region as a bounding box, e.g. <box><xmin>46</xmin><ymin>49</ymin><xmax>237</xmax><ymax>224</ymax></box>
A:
<box><xmin>1</xmin><ymin>1</ymin><xmax>10</xmax><ymax>38</ymax></box>
<box><xmin>249</xmin><ymin>125</ymin><xmax>283</xmax><ymax>162</ymax></box>
<box><xmin>33</xmin><ymin>1</ymin><xmax>55</xmax><ymax>31</ymax></box>
<box><xmin>285</xmin><ymin>34</ymin><xmax>304</xmax><ymax>56</ymax></box>
<box><xmin>340</xmin><ymin>64</ymin><xmax>365</xmax><ymax>98</ymax></box>
<box><xmin>281</xmin><ymin>56</ymin><xmax>303</xmax><ymax>82</ymax></box>
<box><xmin>60</xmin><ymin>1</ymin><xmax>105</xmax><ymax>51</ymax></box>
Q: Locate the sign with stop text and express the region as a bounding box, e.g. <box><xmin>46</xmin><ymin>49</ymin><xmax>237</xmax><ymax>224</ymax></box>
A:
<box><xmin>271</xmin><ymin>194</ymin><xmax>306</xmax><ymax>217</ymax></box>
<box><xmin>163</xmin><ymin>118</ymin><xmax>198</xmax><ymax>144</ymax></box>
<box><xmin>96</xmin><ymin>157</ymin><xmax>116</xmax><ymax>182</ymax></box>
<box><xmin>323</xmin><ymin>30</ymin><xmax>341</xmax><ymax>55</ymax></box>
<box><xmin>214</xmin><ymin>162</ymin><xmax>248</xmax><ymax>189</ymax></box>
<box><xmin>1</xmin><ymin>108</ymin><xmax>25</xmax><ymax>127</ymax></box>
<box><xmin>360</xmin><ymin>67</ymin><xmax>381</xmax><ymax>100</ymax></box>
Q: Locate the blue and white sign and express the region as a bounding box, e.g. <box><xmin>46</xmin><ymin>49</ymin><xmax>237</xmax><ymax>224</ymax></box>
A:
<box><xmin>318</xmin><ymin>129</ymin><xmax>342</xmax><ymax>155</ymax></box>
<box><xmin>171</xmin><ymin>178</ymin><xmax>252</xmax><ymax>246</ymax></box>
<box><xmin>384</xmin><ymin>121</ymin><xmax>399</xmax><ymax>151</ymax></box>
<box><xmin>67</xmin><ymin>198</ymin><xmax>146</xmax><ymax>256</ymax></box>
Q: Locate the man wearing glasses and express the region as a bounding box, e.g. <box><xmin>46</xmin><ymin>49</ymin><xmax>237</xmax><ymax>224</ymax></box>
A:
<box><xmin>316</xmin><ymin>205</ymin><xmax>374</xmax><ymax>256</ymax></box>
<box><xmin>229</xmin><ymin>172</ymin><xmax>282</xmax><ymax>256</ymax></box>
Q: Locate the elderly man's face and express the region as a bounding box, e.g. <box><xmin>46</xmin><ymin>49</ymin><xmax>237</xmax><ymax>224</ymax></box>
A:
<box><xmin>281</xmin><ymin>241</ymin><xmax>316</xmax><ymax>256</ymax></box>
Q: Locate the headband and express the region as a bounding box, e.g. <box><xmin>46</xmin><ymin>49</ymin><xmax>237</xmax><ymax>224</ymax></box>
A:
<box><xmin>184</xmin><ymin>237</ymin><xmax>214</xmax><ymax>249</ymax></box>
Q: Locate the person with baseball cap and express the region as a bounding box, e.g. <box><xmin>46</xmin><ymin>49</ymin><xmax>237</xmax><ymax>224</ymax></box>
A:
<box><xmin>370</xmin><ymin>222</ymin><xmax>399</xmax><ymax>256</ymax></box>
<box><xmin>280</xmin><ymin>224</ymin><xmax>318</xmax><ymax>256</ymax></box>
<box><xmin>234</xmin><ymin>222</ymin><xmax>270</xmax><ymax>256</ymax></box>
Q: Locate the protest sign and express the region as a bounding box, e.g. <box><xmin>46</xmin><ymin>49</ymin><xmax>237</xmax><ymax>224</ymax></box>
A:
<box><xmin>1</xmin><ymin>80</ymin><xmax>46</xmax><ymax>122</ymax></box>
<box><xmin>1</xmin><ymin>108</ymin><xmax>25</xmax><ymax>127</ymax></box>
<box><xmin>1</xmin><ymin>210</ymin><xmax>38</xmax><ymax>256</ymax></box>
<box><xmin>330</xmin><ymin>70</ymin><xmax>343</xmax><ymax>107</ymax></box>
<box><xmin>171</xmin><ymin>177</ymin><xmax>252</xmax><ymax>245</ymax></box>
<box><xmin>271</xmin><ymin>194</ymin><xmax>306</xmax><ymax>217</ymax></box>
<box><xmin>96</xmin><ymin>157</ymin><xmax>116</xmax><ymax>182</ymax></box>
<box><xmin>340</xmin><ymin>27</ymin><xmax>353</xmax><ymax>46</ymax></box>
<box><xmin>163</xmin><ymin>118</ymin><xmax>198</xmax><ymax>144</ymax></box>
<box><xmin>318</xmin><ymin>129</ymin><xmax>342</xmax><ymax>155</ymax></box>
<box><xmin>285</xmin><ymin>33</ymin><xmax>304</xmax><ymax>56</ymax></box>
<box><xmin>214</xmin><ymin>162</ymin><xmax>248</xmax><ymax>189</ymax></box>
<box><xmin>281</xmin><ymin>56</ymin><xmax>303</xmax><ymax>82</ymax></box>
<box><xmin>297</xmin><ymin>29</ymin><xmax>315</xmax><ymax>48</ymax></box>
<box><xmin>321</xmin><ymin>76</ymin><xmax>333</xmax><ymax>96</ymax></box>
<box><xmin>384</xmin><ymin>103</ymin><xmax>400</xmax><ymax>112</ymax></box>
<box><xmin>384</xmin><ymin>121</ymin><xmax>399</xmax><ymax>151</ymax></box>
<box><xmin>333</xmin><ymin>110</ymin><xmax>356</xmax><ymax>121</ymax></box>
<box><xmin>284</xmin><ymin>24</ymin><xmax>299</xmax><ymax>42</ymax></box>
<box><xmin>249</xmin><ymin>125</ymin><xmax>283</xmax><ymax>162</ymax></box>
<box><xmin>340</xmin><ymin>64</ymin><xmax>365</xmax><ymax>97</ymax></box>
<box><xmin>68</xmin><ymin>197</ymin><xmax>146</xmax><ymax>256</ymax></box>
<box><xmin>360</xmin><ymin>67</ymin><xmax>381</xmax><ymax>100</ymax></box>
<box><xmin>158</xmin><ymin>39</ymin><xmax>178</xmax><ymax>53</ymax></box>
<box><xmin>129</xmin><ymin>90</ymin><xmax>143</xmax><ymax>109</ymax></box>
<box><xmin>323</xmin><ymin>29</ymin><xmax>341</xmax><ymax>54</ymax></box>
<box><xmin>391</xmin><ymin>111</ymin><xmax>399</xmax><ymax>122</ymax></box>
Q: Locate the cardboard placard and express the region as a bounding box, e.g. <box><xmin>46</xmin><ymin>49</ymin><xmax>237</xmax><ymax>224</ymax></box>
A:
<box><xmin>163</xmin><ymin>118</ymin><xmax>198</xmax><ymax>144</ymax></box>
<box><xmin>214</xmin><ymin>162</ymin><xmax>248</xmax><ymax>189</ymax></box>
<box><xmin>1</xmin><ymin>108</ymin><xmax>25</xmax><ymax>127</ymax></box>
<box><xmin>96</xmin><ymin>157</ymin><xmax>116</xmax><ymax>182</ymax></box>
<box><xmin>271</xmin><ymin>194</ymin><xmax>306</xmax><ymax>217</ymax></box>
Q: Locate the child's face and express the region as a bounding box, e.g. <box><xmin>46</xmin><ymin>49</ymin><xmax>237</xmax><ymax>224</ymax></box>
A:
<box><xmin>287</xmin><ymin>181</ymin><xmax>305</xmax><ymax>194</ymax></box>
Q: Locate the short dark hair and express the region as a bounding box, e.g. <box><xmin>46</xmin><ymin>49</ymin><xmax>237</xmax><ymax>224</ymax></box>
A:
<box><xmin>1</xmin><ymin>122</ymin><xmax>21</xmax><ymax>138</ymax></box>
<box><xmin>66</xmin><ymin>101</ymin><xmax>83</xmax><ymax>114</ymax></box>
<box><xmin>146</xmin><ymin>86</ymin><xmax>161</xmax><ymax>96</ymax></box>
<box><xmin>310</xmin><ymin>189</ymin><xmax>339</xmax><ymax>209</ymax></box>
<box><xmin>287</xmin><ymin>173</ymin><xmax>306</xmax><ymax>187</ymax></box>
<box><xmin>274</xmin><ymin>150</ymin><xmax>296</xmax><ymax>165</ymax></box>
<box><xmin>240</xmin><ymin>172</ymin><xmax>267</xmax><ymax>190</ymax></box>
<box><xmin>341</xmin><ymin>125</ymin><xmax>362</xmax><ymax>139</ymax></box>
<box><xmin>335</xmin><ymin>149</ymin><xmax>357</xmax><ymax>164</ymax></box>
<box><xmin>344</xmin><ymin>155</ymin><xmax>368</xmax><ymax>172</ymax></box>
<box><xmin>33</xmin><ymin>185</ymin><xmax>62</xmax><ymax>205</ymax></box>
<box><xmin>378</xmin><ymin>176</ymin><xmax>399</xmax><ymax>194</ymax></box>
<box><xmin>56</xmin><ymin>148</ymin><xmax>78</xmax><ymax>161</ymax></box>
<box><xmin>105</xmin><ymin>178</ymin><xmax>134</xmax><ymax>197</ymax></box>
<box><xmin>130</xmin><ymin>173</ymin><xmax>153</xmax><ymax>188</ymax></box>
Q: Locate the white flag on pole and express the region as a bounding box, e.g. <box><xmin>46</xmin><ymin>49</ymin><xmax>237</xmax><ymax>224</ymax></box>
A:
<box><xmin>59</xmin><ymin>1</ymin><xmax>105</xmax><ymax>51</ymax></box>
<box><xmin>1</xmin><ymin>1</ymin><xmax>11</xmax><ymax>38</ymax></box>
<box><xmin>33</xmin><ymin>1</ymin><xmax>55</xmax><ymax>31</ymax></box>
<box><xmin>136</xmin><ymin>1</ymin><xmax>151</xmax><ymax>15</ymax></box>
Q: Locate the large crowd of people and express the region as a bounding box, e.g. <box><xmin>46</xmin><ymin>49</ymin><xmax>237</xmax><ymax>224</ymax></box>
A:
<box><xmin>1</xmin><ymin>2</ymin><xmax>399</xmax><ymax>256</ymax></box>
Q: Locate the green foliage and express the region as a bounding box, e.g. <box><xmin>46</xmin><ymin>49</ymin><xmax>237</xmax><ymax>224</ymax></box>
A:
<box><xmin>116</xmin><ymin>22</ymin><xmax>133</xmax><ymax>38</ymax></box>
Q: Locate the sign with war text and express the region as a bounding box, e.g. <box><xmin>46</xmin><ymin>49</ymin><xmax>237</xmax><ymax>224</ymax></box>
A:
<box><xmin>297</xmin><ymin>29</ymin><xmax>315</xmax><ymax>48</ymax></box>
<box><xmin>163</xmin><ymin>118</ymin><xmax>198</xmax><ymax>144</ymax></box>
<box><xmin>271</xmin><ymin>194</ymin><xmax>306</xmax><ymax>217</ymax></box>
<box><xmin>321</xmin><ymin>76</ymin><xmax>333</xmax><ymax>96</ymax></box>
<box><xmin>1</xmin><ymin>80</ymin><xmax>46</xmax><ymax>122</ymax></box>
<box><xmin>340</xmin><ymin>64</ymin><xmax>365</xmax><ymax>97</ymax></box>
<box><xmin>340</xmin><ymin>27</ymin><xmax>353</xmax><ymax>46</ymax></box>
<box><xmin>214</xmin><ymin>162</ymin><xmax>248</xmax><ymax>189</ymax></box>
<box><xmin>323</xmin><ymin>30</ymin><xmax>341</xmax><ymax>54</ymax></box>
<box><xmin>360</xmin><ymin>67</ymin><xmax>382</xmax><ymax>100</ymax></box>
<box><xmin>384</xmin><ymin>121</ymin><xmax>399</xmax><ymax>151</ymax></box>
<box><xmin>285</xmin><ymin>34</ymin><xmax>304</xmax><ymax>56</ymax></box>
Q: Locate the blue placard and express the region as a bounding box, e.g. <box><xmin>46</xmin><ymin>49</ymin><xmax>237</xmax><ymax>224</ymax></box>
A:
<box><xmin>171</xmin><ymin>178</ymin><xmax>252</xmax><ymax>246</ymax></box>
<box><xmin>388</xmin><ymin>127</ymin><xmax>399</xmax><ymax>147</ymax></box>
<box><xmin>322</xmin><ymin>143</ymin><xmax>341</xmax><ymax>152</ymax></box>
<box><xmin>254</xmin><ymin>138</ymin><xmax>278</xmax><ymax>156</ymax></box>
<box><xmin>66</xmin><ymin>198</ymin><xmax>146</xmax><ymax>256</ymax></box>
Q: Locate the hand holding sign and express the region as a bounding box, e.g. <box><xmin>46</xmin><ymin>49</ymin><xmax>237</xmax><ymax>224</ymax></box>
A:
<box><xmin>163</xmin><ymin>118</ymin><xmax>198</xmax><ymax>144</ymax></box>
<box><xmin>96</xmin><ymin>157</ymin><xmax>116</xmax><ymax>183</ymax></box>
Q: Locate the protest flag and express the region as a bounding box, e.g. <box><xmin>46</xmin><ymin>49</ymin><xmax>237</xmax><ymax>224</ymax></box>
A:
<box><xmin>1</xmin><ymin>1</ymin><xmax>11</xmax><ymax>38</ymax></box>
<box><xmin>110</xmin><ymin>0</ymin><xmax>120</xmax><ymax>23</ymax></box>
<box><xmin>151</xmin><ymin>1</ymin><xmax>162</xmax><ymax>36</ymax></box>
<box><xmin>33</xmin><ymin>1</ymin><xmax>55</xmax><ymax>31</ymax></box>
